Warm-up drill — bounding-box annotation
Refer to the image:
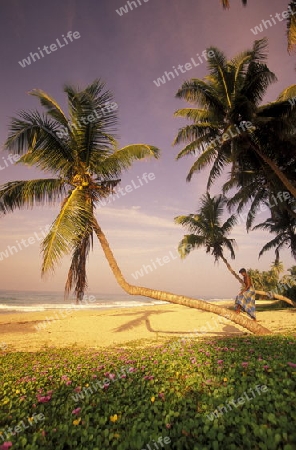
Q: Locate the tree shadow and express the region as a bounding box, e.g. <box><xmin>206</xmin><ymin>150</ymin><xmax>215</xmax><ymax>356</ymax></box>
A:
<box><xmin>111</xmin><ymin>309</ymin><xmax>243</xmax><ymax>336</ymax></box>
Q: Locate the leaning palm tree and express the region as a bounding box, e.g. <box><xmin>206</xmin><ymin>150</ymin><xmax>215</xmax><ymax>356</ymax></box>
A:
<box><xmin>175</xmin><ymin>193</ymin><xmax>295</xmax><ymax>306</ymax></box>
<box><xmin>1</xmin><ymin>79</ymin><xmax>160</xmax><ymax>302</ymax></box>
<box><xmin>174</xmin><ymin>38</ymin><xmax>296</xmax><ymax>199</ymax></box>
<box><xmin>175</xmin><ymin>193</ymin><xmax>242</xmax><ymax>283</ymax></box>
<box><xmin>0</xmin><ymin>80</ymin><xmax>271</xmax><ymax>335</ymax></box>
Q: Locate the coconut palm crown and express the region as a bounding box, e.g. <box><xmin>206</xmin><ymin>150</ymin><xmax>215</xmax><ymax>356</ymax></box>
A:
<box><xmin>0</xmin><ymin>79</ymin><xmax>160</xmax><ymax>301</ymax></box>
<box><xmin>174</xmin><ymin>38</ymin><xmax>296</xmax><ymax>201</ymax></box>
<box><xmin>175</xmin><ymin>193</ymin><xmax>241</xmax><ymax>282</ymax></box>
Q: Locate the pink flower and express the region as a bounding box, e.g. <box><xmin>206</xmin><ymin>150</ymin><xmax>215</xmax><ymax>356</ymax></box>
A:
<box><xmin>128</xmin><ymin>367</ymin><xmax>137</xmax><ymax>373</ymax></box>
<box><xmin>241</xmin><ymin>362</ymin><xmax>249</xmax><ymax>368</ymax></box>
<box><xmin>74</xmin><ymin>386</ymin><xmax>82</xmax><ymax>392</ymax></box>
<box><xmin>0</xmin><ymin>442</ymin><xmax>13</xmax><ymax>450</ymax></box>
<box><xmin>263</xmin><ymin>365</ymin><xmax>269</xmax><ymax>370</ymax></box>
<box><xmin>217</xmin><ymin>360</ymin><xmax>223</xmax><ymax>365</ymax></box>
<box><xmin>109</xmin><ymin>373</ymin><xmax>116</xmax><ymax>380</ymax></box>
<box><xmin>121</xmin><ymin>374</ymin><xmax>127</xmax><ymax>379</ymax></box>
<box><xmin>288</xmin><ymin>362</ymin><xmax>296</xmax><ymax>368</ymax></box>
<box><xmin>158</xmin><ymin>392</ymin><xmax>165</xmax><ymax>399</ymax></box>
<box><xmin>66</xmin><ymin>381</ymin><xmax>72</xmax><ymax>386</ymax></box>
<box><xmin>37</xmin><ymin>395</ymin><xmax>51</xmax><ymax>403</ymax></box>
<box><xmin>72</xmin><ymin>407</ymin><xmax>81</xmax><ymax>415</ymax></box>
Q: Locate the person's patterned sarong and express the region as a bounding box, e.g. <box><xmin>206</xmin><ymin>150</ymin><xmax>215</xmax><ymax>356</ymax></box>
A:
<box><xmin>235</xmin><ymin>288</ymin><xmax>256</xmax><ymax>319</ymax></box>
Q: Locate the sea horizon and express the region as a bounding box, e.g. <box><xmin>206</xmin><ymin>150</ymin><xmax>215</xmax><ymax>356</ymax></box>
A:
<box><xmin>0</xmin><ymin>289</ymin><xmax>233</xmax><ymax>313</ymax></box>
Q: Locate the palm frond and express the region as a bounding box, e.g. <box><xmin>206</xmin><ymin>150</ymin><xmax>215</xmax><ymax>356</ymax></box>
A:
<box><xmin>175</xmin><ymin>138</ymin><xmax>209</xmax><ymax>160</ymax></box>
<box><xmin>277</xmin><ymin>84</ymin><xmax>296</xmax><ymax>102</ymax></box>
<box><xmin>207</xmin><ymin>146</ymin><xmax>230</xmax><ymax>189</ymax></box>
<box><xmin>63</xmin><ymin>80</ymin><xmax>119</xmax><ymax>168</ymax></box>
<box><xmin>174</xmin><ymin>124</ymin><xmax>220</xmax><ymax>146</ymax></box>
<box><xmin>241</xmin><ymin>63</ymin><xmax>277</xmax><ymax>105</ymax></box>
<box><xmin>5</xmin><ymin>111</ymin><xmax>74</xmax><ymax>173</ymax></box>
<box><xmin>65</xmin><ymin>229</ymin><xmax>93</xmax><ymax>300</ymax></box>
<box><xmin>29</xmin><ymin>89</ymin><xmax>69</xmax><ymax>127</ymax></box>
<box><xmin>96</xmin><ymin>144</ymin><xmax>160</xmax><ymax>178</ymax></box>
<box><xmin>176</xmin><ymin>79</ymin><xmax>225</xmax><ymax>114</ymax></box>
<box><xmin>41</xmin><ymin>188</ymin><xmax>94</xmax><ymax>275</ymax></box>
<box><xmin>174</xmin><ymin>108</ymin><xmax>211</xmax><ymax>122</ymax></box>
<box><xmin>186</xmin><ymin>145</ymin><xmax>219</xmax><ymax>181</ymax></box>
<box><xmin>174</xmin><ymin>214</ymin><xmax>200</xmax><ymax>232</ymax></box>
<box><xmin>177</xmin><ymin>235</ymin><xmax>205</xmax><ymax>259</ymax></box>
<box><xmin>257</xmin><ymin>236</ymin><xmax>286</xmax><ymax>259</ymax></box>
<box><xmin>287</xmin><ymin>1</ymin><xmax>296</xmax><ymax>52</ymax></box>
<box><xmin>0</xmin><ymin>179</ymin><xmax>66</xmax><ymax>214</ymax></box>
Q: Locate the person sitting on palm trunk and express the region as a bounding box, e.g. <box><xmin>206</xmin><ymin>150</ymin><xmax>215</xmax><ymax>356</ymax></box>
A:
<box><xmin>235</xmin><ymin>268</ymin><xmax>256</xmax><ymax>321</ymax></box>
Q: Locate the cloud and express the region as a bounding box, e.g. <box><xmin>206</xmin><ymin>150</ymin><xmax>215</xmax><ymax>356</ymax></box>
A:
<box><xmin>97</xmin><ymin>207</ymin><xmax>176</xmax><ymax>230</ymax></box>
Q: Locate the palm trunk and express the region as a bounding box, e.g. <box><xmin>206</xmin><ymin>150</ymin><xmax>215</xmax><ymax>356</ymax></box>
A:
<box><xmin>254</xmin><ymin>290</ymin><xmax>295</xmax><ymax>307</ymax></box>
<box><xmin>93</xmin><ymin>219</ymin><xmax>271</xmax><ymax>336</ymax></box>
<box><xmin>220</xmin><ymin>255</ymin><xmax>244</xmax><ymax>284</ymax></box>
<box><xmin>220</xmin><ymin>255</ymin><xmax>295</xmax><ymax>307</ymax></box>
<box><xmin>252</xmin><ymin>144</ymin><xmax>296</xmax><ymax>198</ymax></box>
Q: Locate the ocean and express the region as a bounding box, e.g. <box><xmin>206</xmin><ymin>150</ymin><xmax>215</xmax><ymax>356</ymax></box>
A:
<box><xmin>0</xmin><ymin>290</ymin><xmax>226</xmax><ymax>314</ymax></box>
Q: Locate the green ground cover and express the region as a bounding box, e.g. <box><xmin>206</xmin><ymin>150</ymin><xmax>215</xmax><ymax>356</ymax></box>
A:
<box><xmin>0</xmin><ymin>336</ymin><xmax>295</xmax><ymax>450</ymax></box>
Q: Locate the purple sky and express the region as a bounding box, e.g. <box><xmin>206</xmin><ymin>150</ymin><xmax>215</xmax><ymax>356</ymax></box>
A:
<box><xmin>0</xmin><ymin>0</ymin><xmax>295</xmax><ymax>298</ymax></box>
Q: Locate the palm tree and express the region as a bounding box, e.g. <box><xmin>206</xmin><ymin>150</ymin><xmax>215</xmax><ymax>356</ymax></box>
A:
<box><xmin>175</xmin><ymin>193</ymin><xmax>295</xmax><ymax>306</ymax></box>
<box><xmin>1</xmin><ymin>79</ymin><xmax>160</xmax><ymax>302</ymax></box>
<box><xmin>253</xmin><ymin>206</ymin><xmax>296</xmax><ymax>261</ymax></box>
<box><xmin>0</xmin><ymin>80</ymin><xmax>271</xmax><ymax>335</ymax></box>
<box><xmin>220</xmin><ymin>1</ymin><xmax>296</xmax><ymax>53</ymax></box>
<box><xmin>175</xmin><ymin>193</ymin><xmax>242</xmax><ymax>283</ymax></box>
<box><xmin>174</xmin><ymin>38</ymin><xmax>296</xmax><ymax>199</ymax></box>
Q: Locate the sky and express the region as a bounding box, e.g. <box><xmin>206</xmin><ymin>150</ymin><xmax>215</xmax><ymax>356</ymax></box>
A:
<box><xmin>0</xmin><ymin>0</ymin><xmax>295</xmax><ymax>299</ymax></box>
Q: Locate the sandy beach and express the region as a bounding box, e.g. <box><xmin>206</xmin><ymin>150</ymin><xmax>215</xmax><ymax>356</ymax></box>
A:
<box><xmin>0</xmin><ymin>301</ymin><xmax>295</xmax><ymax>352</ymax></box>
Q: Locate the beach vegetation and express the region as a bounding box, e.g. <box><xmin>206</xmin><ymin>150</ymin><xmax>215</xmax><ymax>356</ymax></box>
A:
<box><xmin>0</xmin><ymin>335</ymin><xmax>295</xmax><ymax>449</ymax></box>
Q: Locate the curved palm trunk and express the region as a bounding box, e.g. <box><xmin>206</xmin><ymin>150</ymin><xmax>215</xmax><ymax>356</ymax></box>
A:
<box><xmin>220</xmin><ymin>255</ymin><xmax>244</xmax><ymax>284</ymax></box>
<box><xmin>255</xmin><ymin>290</ymin><xmax>295</xmax><ymax>307</ymax></box>
<box><xmin>93</xmin><ymin>219</ymin><xmax>271</xmax><ymax>336</ymax></box>
<box><xmin>252</xmin><ymin>144</ymin><xmax>296</xmax><ymax>198</ymax></box>
<box><xmin>220</xmin><ymin>255</ymin><xmax>295</xmax><ymax>307</ymax></box>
